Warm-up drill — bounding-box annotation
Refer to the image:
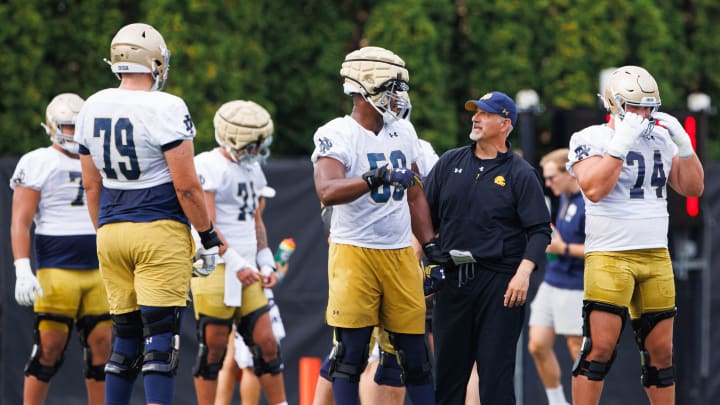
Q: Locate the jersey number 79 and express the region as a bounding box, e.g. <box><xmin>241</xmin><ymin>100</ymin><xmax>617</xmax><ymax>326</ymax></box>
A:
<box><xmin>93</xmin><ymin>118</ymin><xmax>141</xmax><ymax>180</ymax></box>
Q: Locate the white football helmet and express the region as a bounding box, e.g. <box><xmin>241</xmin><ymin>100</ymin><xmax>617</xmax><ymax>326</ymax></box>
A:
<box><xmin>106</xmin><ymin>23</ymin><xmax>171</xmax><ymax>91</ymax></box>
<box><xmin>41</xmin><ymin>93</ymin><xmax>84</xmax><ymax>154</ymax></box>
<box><xmin>214</xmin><ymin>100</ymin><xmax>274</xmax><ymax>164</ymax></box>
<box><xmin>602</xmin><ymin>65</ymin><xmax>661</xmax><ymax>119</ymax></box>
<box><xmin>340</xmin><ymin>46</ymin><xmax>410</xmax><ymax>124</ymax></box>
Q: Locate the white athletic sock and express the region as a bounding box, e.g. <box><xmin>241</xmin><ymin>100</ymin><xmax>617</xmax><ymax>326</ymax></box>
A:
<box><xmin>546</xmin><ymin>385</ymin><xmax>569</xmax><ymax>405</ymax></box>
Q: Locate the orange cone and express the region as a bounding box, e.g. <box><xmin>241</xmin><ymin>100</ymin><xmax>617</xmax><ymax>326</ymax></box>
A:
<box><xmin>299</xmin><ymin>356</ymin><xmax>323</xmax><ymax>405</ymax></box>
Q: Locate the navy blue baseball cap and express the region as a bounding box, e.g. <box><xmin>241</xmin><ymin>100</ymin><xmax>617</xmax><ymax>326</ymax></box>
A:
<box><xmin>464</xmin><ymin>91</ymin><xmax>517</xmax><ymax>125</ymax></box>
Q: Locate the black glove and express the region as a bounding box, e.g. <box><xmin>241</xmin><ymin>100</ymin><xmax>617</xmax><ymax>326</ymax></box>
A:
<box><xmin>423</xmin><ymin>264</ymin><xmax>446</xmax><ymax>296</ymax></box>
<box><xmin>422</xmin><ymin>238</ymin><xmax>449</xmax><ymax>266</ymax></box>
<box><xmin>198</xmin><ymin>223</ymin><xmax>223</xmax><ymax>249</ymax></box>
<box><xmin>362</xmin><ymin>165</ymin><xmax>419</xmax><ymax>190</ymax></box>
<box><xmin>362</xmin><ymin>164</ymin><xmax>391</xmax><ymax>188</ymax></box>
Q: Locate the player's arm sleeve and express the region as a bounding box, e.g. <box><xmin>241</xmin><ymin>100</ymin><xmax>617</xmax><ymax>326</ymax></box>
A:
<box><xmin>310</xmin><ymin>122</ymin><xmax>351</xmax><ymax>169</ymax></box>
<box><xmin>10</xmin><ymin>152</ymin><xmax>46</xmax><ymax>191</ymax></box>
<box><xmin>567</xmin><ymin>128</ymin><xmax>605</xmax><ymax>176</ymax></box>
<box><xmin>156</xmin><ymin>97</ymin><xmax>197</xmax><ymax>147</ymax></box>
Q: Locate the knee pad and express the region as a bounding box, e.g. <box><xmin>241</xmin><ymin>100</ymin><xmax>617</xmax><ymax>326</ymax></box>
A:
<box><xmin>387</xmin><ymin>332</ymin><xmax>432</xmax><ymax>386</ymax></box>
<box><xmin>328</xmin><ymin>327</ymin><xmax>373</xmax><ymax>382</ymax></box>
<box><xmin>319</xmin><ymin>354</ymin><xmax>332</xmax><ymax>381</ymax></box>
<box><xmin>105</xmin><ymin>311</ymin><xmax>144</xmax><ymax>380</ymax></box>
<box><xmin>76</xmin><ymin>313</ymin><xmax>111</xmax><ymax>381</ymax></box>
<box><xmin>192</xmin><ymin>315</ymin><xmax>233</xmax><ymax>380</ymax></box>
<box><xmin>24</xmin><ymin>313</ymin><xmax>73</xmax><ymax>382</ymax></box>
<box><xmin>236</xmin><ymin>306</ymin><xmax>271</xmax><ymax>346</ymax></box>
<box><xmin>632</xmin><ymin>308</ymin><xmax>677</xmax><ymax>388</ymax></box>
<box><xmin>250</xmin><ymin>344</ymin><xmax>284</xmax><ymax>376</ymax></box>
<box><xmin>572</xmin><ymin>301</ymin><xmax>627</xmax><ymax>381</ymax></box>
<box><xmin>374</xmin><ymin>350</ymin><xmax>403</xmax><ymax>387</ymax></box>
<box><xmin>140</xmin><ymin>306</ymin><xmax>183</xmax><ymax>377</ymax></box>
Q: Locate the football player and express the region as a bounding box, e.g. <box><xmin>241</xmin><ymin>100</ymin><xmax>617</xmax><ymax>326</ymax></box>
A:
<box><xmin>568</xmin><ymin>66</ymin><xmax>704</xmax><ymax>405</ymax></box>
<box><xmin>190</xmin><ymin>100</ymin><xmax>286</xmax><ymax>405</ymax></box>
<box><xmin>11</xmin><ymin>93</ymin><xmax>112</xmax><ymax>405</ymax></box>
<box><xmin>74</xmin><ymin>23</ymin><xmax>221</xmax><ymax>405</ymax></box>
<box><xmin>311</xmin><ymin>46</ymin><xmax>438</xmax><ymax>405</ymax></box>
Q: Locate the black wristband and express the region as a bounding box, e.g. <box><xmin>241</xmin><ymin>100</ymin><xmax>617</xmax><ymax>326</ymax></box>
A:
<box><xmin>198</xmin><ymin>224</ymin><xmax>222</xmax><ymax>249</ymax></box>
<box><xmin>564</xmin><ymin>243</ymin><xmax>570</xmax><ymax>256</ymax></box>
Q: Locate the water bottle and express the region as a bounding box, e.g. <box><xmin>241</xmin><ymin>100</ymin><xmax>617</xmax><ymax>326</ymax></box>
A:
<box><xmin>274</xmin><ymin>238</ymin><xmax>296</xmax><ymax>265</ymax></box>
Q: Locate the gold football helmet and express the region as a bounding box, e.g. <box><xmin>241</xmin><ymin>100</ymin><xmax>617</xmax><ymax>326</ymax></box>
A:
<box><xmin>107</xmin><ymin>23</ymin><xmax>171</xmax><ymax>91</ymax></box>
<box><xmin>602</xmin><ymin>65</ymin><xmax>661</xmax><ymax>119</ymax></box>
<box><xmin>214</xmin><ymin>100</ymin><xmax>274</xmax><ymax>163</ymax></box>
<box><xmin>340</xmin><ymin>46</ymin><xmax>410</xmax><ymax>123</ymax></box>
<box><xmin>41</xmin><ymin>93</ymin><xmax>84</xmax><ymax>154</ymax></box>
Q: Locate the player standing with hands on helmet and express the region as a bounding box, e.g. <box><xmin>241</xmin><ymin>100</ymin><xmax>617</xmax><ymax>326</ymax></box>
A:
<box><xmin>11</xmin><ymin>93</ymin><xmax>112</xmax><ymax>405</ymax></box>
<box><xmin>568</xmin><ymin>66</ymin><xmax>704</xmax><ymax>405</ymax></box>
<box><xmin>191</xmin><ymin>100</ymin><xmax>286</xmax><ymax>405</ymax></box>
<box><xmin>311</xmin><ymin>46</ymin><xmax>439</xmax><ymax>405</ymax></box>
<box><xmin>75</xmin><ymin>23</ymin><xmax>221</xmax><ymax>405</ymax></box>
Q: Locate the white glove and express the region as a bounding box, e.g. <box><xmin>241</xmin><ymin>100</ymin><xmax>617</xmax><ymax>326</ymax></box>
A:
<box><xmin>193</xmin><ymin>246</ymin><xmax>219</xmax><ymax>277</ymax></box>
<box><xmin>607</xmin><ymin>112</ymin><xmax>649</xmax><ymax>160</ymax></box>
<box><xmin>15</xmin><ymin>258</ymin><xmax>42</xmax><ymax>306</ymax></box>
<box><xmin>652</xmin><ymin>111</ymin><xmax>694</xmax><ymax>158</ymax></box>
<box><xmin>256</xmin><ymin>247</ymin><xmax>276</xmax><ymax>277</ymax></box>
<box><xmin>223</xmin><ymin>248</ymin><xmax>254</xmax><ymax>275</ymax></box>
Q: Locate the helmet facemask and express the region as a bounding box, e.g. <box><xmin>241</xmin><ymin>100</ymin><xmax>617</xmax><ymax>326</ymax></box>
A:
<box><xmin>364</xmin><ymin>75</ymin><xmax>411</xmax><ymax>124</ymax></box>
<box><xmin>216</xmin><ymin>133</ymin><xmax>265</xmax><ymax>164</ymax></box>
<box><xmin>257</xmin><ymin>135</ymin><xmax>273</xmax><ymax>164</ymax></box>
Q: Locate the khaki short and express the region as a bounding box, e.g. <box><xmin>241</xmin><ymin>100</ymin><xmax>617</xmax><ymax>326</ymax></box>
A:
<box><xmin>36</xmin><ymin>268</ymin><xmax>110</xmax><ymax>332</ymax></box>
<box><xmin>584</xmin><ymin>248</ymin><xmax>675</xmax><ymax>319</ymax></box>
<box><xmin>97</xmin><ymin>220</ymin><xmax>194</xmax><ymax>313</ymax></box>
<box><xmin>326</xmin><ymin>243</ymin><xmax>425</xmax><ymax>334</ymax></box>
<box><xmin>190</xmin><ymin>264</ymin><xmax>268</xmax><ymax>321</ymax></box>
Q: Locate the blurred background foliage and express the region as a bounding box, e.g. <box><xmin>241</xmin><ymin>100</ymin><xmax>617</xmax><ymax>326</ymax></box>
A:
<box><xmin>1</xmin><ymin>0</ymin><xmax>719</xmax><ymax>159</ymax></box>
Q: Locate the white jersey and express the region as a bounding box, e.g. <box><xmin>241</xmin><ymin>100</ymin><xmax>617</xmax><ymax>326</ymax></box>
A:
<box><xmin>195</xmin><ymin>148</ymin><xmax>267</xmax><ymax>257</ymax></box>
<box><xmin>10</xmin><ymin>147</ymin><xmax>95</xmax><ymax>236</ymax></box>
<box><xmin>75</xmin><ymin>88</ymin><xmax>196</xmax><ymax>190</ymax></box>
<box><xmin>567</xmin><ymin>123</ymin><xmax>678</xmax><ymax>252</ymax></box>
<box><xmin>311</xmin><ymin>116</ymin><xmax>420</xmax><ymax>249</ymax></box>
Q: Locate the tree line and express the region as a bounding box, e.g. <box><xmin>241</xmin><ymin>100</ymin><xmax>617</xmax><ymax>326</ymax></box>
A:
<box><xmin>2</xmin><ymin>0</ymin><xmax>718</xmax><ymax>159</ymax></box>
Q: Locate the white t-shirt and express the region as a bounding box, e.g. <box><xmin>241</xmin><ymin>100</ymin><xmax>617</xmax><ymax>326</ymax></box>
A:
<box><xmin>311</xmin><ymin>116</ymin><xmax>420</xmax><ymax>249</ymax></box>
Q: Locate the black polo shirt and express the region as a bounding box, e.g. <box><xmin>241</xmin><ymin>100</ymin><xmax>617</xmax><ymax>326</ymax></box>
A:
<box><xmin>424</xmin><ymin>142</ymin><xmax>551</xmax><ymax>273</ymax></box>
